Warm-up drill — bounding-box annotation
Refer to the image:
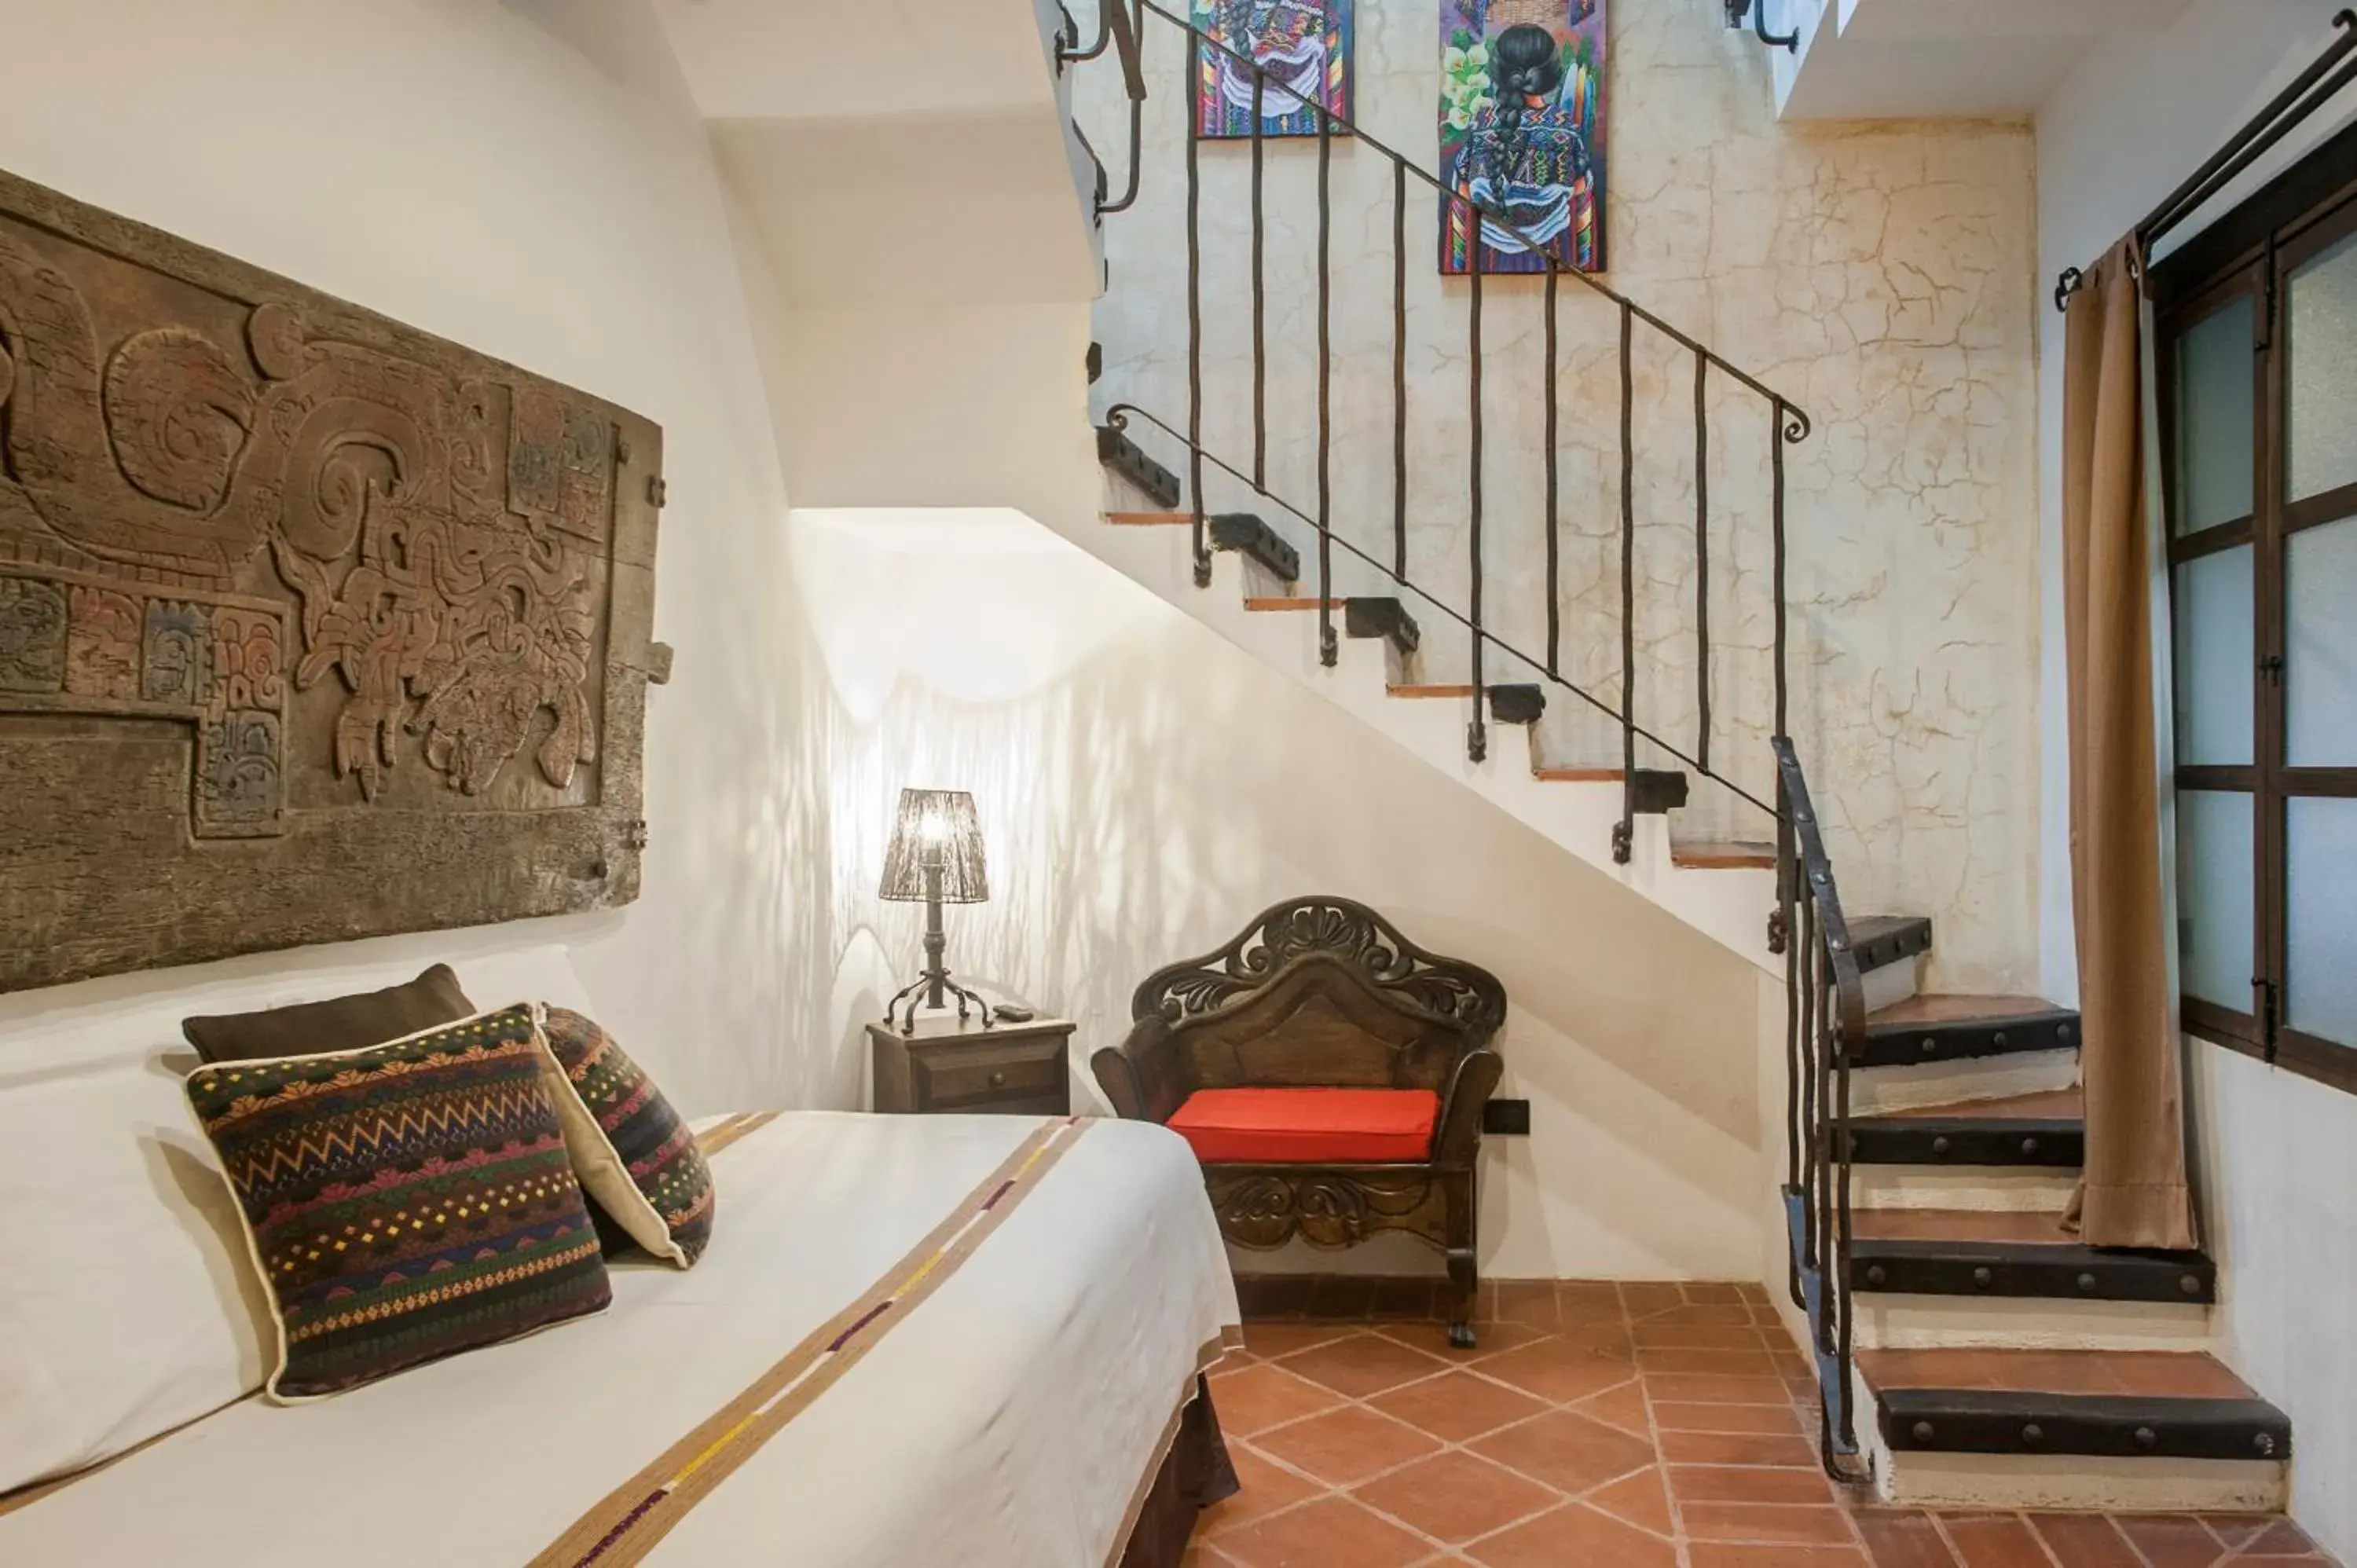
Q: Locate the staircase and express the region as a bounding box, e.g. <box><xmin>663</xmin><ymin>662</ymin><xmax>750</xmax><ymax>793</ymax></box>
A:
<box><xmin>1063</xmin><ymin>0</ymin><xmax>2290</xmax><ymax>1512</ymax></box>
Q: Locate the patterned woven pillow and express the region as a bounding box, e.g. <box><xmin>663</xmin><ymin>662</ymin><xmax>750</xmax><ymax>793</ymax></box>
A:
<box><xmin>536</xmin><ymin>1005</ymin><xmax>715</xmax><ymax>1267</ymax></box>
<box><xmin>183</xmin><ymin>1005</ymin><xmax>610</xmax><ymax>1401</ymax></box>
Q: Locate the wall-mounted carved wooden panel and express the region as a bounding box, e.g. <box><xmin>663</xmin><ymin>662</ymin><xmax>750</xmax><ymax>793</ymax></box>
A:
<box><xmin>0</xmin><ymin>168</ymin><xmax>663</xmax><ymax>991</ymax></box>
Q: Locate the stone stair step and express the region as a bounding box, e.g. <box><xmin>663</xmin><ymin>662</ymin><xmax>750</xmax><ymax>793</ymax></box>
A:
<box><xmin>1849</xmin><ymin>1207</ymin><xmax>2216</xmax><ymax>1304</ymax></box>
<box><xmin>1860</xmin><ymin>994</ymin><xmax>2079</xmax><ymax>1070</ymax></box>
<box><xmin>1670</xmin><ymin>838</ymin><xmax>1776</xmax><ymax>870</ymax></box>
<box><xmin>1859</xmin><ymin>1346</ymin><xmax>2289</xmax><ymax>1465</ymax></box>
<box><xmin>1848</xmin><ymin>1086</ymin><xmax>2084</xmax><ymax>1169</ymax></box>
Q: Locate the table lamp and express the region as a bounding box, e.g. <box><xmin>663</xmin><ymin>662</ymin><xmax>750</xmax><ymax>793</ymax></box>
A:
<box><xmin>878</xmin><ymin>787</ymin><xmax>992</xmax><ymax>1035</ymax></box>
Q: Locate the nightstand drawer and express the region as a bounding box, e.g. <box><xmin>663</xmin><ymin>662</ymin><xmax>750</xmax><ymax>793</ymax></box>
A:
<box><xmin>916</xmin><ymin>1041</ymin><xmax>1066</xmax><ymax>1109</ymax></box>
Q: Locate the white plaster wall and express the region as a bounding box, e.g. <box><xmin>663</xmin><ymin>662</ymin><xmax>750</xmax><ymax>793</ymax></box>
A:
<box><xmin>794</xmin><ymin>506</ymin><xmax>1771</xmax><ymax>1280</ymax></box>
<box><xmin>2035</xmin><ymin>7</ymin><xmax>2357</xmax><ymax>1557</ymax></box>
<box><xmin>0</xmin><ymin>0</ymin><xmax>838</xmax><ymax>1115</ymax></box>
<box><xmin>1076</xmin><ymin>0</ymin><xmax>2043</xmax><ymax>993</ymax></box>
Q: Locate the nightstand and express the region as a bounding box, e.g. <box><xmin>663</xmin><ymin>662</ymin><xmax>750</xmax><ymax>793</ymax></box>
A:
<box><xmin>867</xmin><ymin>1013</ymin><xmax>1076</xmax><ymax>1116</ymax></box>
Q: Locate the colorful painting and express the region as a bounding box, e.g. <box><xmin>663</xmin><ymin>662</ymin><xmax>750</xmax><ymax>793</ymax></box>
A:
<box><xmin>1439</xmin><ymin>0</ymin><xmax>1606</xmax><ymax>274</ymax></box>
<box><xmin>1191</xmin><ymin>1</ymin><xmax>1354</xmax><ymax>139</ymax></box>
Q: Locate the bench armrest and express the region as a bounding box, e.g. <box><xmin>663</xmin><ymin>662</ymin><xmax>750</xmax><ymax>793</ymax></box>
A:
<box><xmin>1433</xmin><ymin>1047</ymin><xmax>1502</xmax><ymax>1167</ymax></box>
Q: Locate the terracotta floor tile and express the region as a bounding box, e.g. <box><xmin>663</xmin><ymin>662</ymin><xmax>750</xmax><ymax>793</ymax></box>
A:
<box><xmin>1852</xmin><ymin>1510</ymin><xmax>1962</xmax><ymax>1568</ymax></box>
<box><xmin>1686</xmin><ymin>1283</ymin><xmax>1748</xmax><ymax>1305</ymax></box>
<box><xmin>1211</xmin><ymin>1363</ymin><xmax>1348</xmax><ymax>1437</ymax></box>
<box><xmin>1197</xmin><ymin>1442</ymin><xmax>1326</xmax><ymax>1538</ymax></box>
<box><xmin>1681</xmin><ymin>1503</ymin><xmax>1860</xmax><ymax>1545</ymax></box>
<box><xmin>1376</xmin><ymin>1321</ymin><xmax>1549</xmax><ymax>1362</ymax></box>
<box><xmin>1686</xmin><ymin>1545</ymin><xmax>1871</xmax><ymax>1567</ymax></box>
<box><xmin>1251</xmin><ymin>1405</ymin><xmax>1442</xmax><ymax>1488</ymax></box>
<box><xmin>2112</xmin><ymin>1515</ymin><xmax>2231</xmax><ymax>1568</ymax></box>
<box><xmin>1464</xmin><ymin>1503</ymin><xmax>1679</xmax><ymax>1568</ymax></box>
<box><xmin>1475</xmin><ymin>1337</ymin><xmax>1640</xmax><ymax>1404</ymax></box>
<box><xmin>2236</xmin><ymin>1519</ymin><xmax>2322</xmax><ymax>1555</ymax></box>
<box><xmin>1738</xmin><ymin>1282</ymin><xmax>1772</xmax><ymax>1304</ymax></box>
<box><xmin>1621</xmin><ymin>1282</ymin><xmax>1692</xmax><ymax>1318</ymax></box>
<box><xmin>2029</xmin><ymin>1514</ymin><xmax>2143</xmax><ymax>1568</ymax></box>
<box><xmin>1659</xmin><ymin>1427</ymin><xmax>1820</xmax><ymax>1466</ymax></box>
<box><xmin>1567</xmin><ymin>1376</ymin><xmax>1655</xmax><ymax>1438</ymax></box>
<box><xmin>1640</xmin><ymin>1345</ymin><xmax>1788</xmax><ymax>1376</ymax></box>
<box><xmin>1645</xmin><ymin>1372</ymin><xmax>1796</xmax><ymax>1405</ymax></box>
<box><xmin>1351</xmin><ymin>1451</ymin><xmax>1559</xmax><ymax>1544</ymax></box>
<box><xmin>1243</xmin><ymin>1323</ymin><xmax>1365</xmax><ymax>1359</ymax></box>
<box><xmin>1654</xmin><ymin>1400</ymin><xmax>1808</xmax><ymax>1436</ymax></box>
<box><xmin>1634</xmin><ymin>1321</ymin><xmax>1777</xmax><ymax>1349</ymax></box>
<box><xmin>1491</xmin><ymin>1280</ymin><xmax>1563</xmax><ymax>1330</ymax></box>
<box><xmin>1939</xmin><ymin>1514</ymin><xmax>2058</xmax><ymax>1568</ymax></box>
<box><xmin>1469</xmin><ymin>1410</ymin><xmax>1658</xmax><ymax>1497</ymax></box>
<box><xmin>1277</xmin><ymin>1335</ymin><xmax>1453</xmax><ymax>1400</ymax></box>
<box><xmin>2205</xmin><ymin>1519</ymin><xmax>2278</xmax><ymax>1550</ymax></box>
<box><xmin>1645</xmin><ymin>1301</ymin><xmax>1765</xmax><ymax>1328</ymax></box>
<box><xmin>1670</xmin><ymin>1464</ymin><xmax>1838</xmax><ymax>1505</ymax></box>
<box><xmin>1589</xmin><ymin>1465</ymin><xmax>1677</xmax><ymax>1534</ymax></box>
<box><xmin>1215</xmin><ymin>1495</ymin><xmax>1434</xmax><ymax>1568</ymax></box>
<box><xmin>1367</xmin><ymin>1369</ymin><xmax>1550</xmax><ymax>1444</ymax></box>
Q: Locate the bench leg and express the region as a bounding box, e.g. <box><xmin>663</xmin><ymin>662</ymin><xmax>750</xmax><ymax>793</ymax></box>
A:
<box><xmin>1444</xmin><ymin>1171</ymin><xmax>1477</xmax><ymax>1348</ymax></box>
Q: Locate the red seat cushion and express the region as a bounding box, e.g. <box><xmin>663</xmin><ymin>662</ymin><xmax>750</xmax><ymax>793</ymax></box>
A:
<box><xmin>1166</xmin><ymin>1087</ymin><xmax>1440</xmax><ymax>1164</ymax></box>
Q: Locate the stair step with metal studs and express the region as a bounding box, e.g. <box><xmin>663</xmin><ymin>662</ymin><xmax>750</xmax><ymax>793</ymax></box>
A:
<box><xmin>1095</xmin><ymin>423</ymin><xmax>1181</xmax><ymax>509</ymax></box>
<box><xmin>1848</xmin><ymin>1208</ymin><xmax>2216</xmax><ymax>1304</ymax></box>
<box><xmin>1205</xmin><ymin>512</ymin><xmax>1299</xmax><ymax>581</ymax></box>
<box><xmin>1386</xmin><ymin>683</ymin><xmax>1548</xmax><ymax>726</ymax></box>
<box><xmin>1669</xmin><ymin>838</ymin><xmax>1776</xmax><ymax>870</ymax></box>
<box><xmin>1860</xmin><ymin>994</ymin><xmax>2080</xmax><ymax>1071</ymax></box>
<box><xmin>1849</xmin><ymin>914</ymin><xmax>1933</xmax><ymax>976</ymax></box>
<box><xmin>1527</xmin><ymin>766</ymin><xmax>1691</xmax><ymax>814</ymax></box>
<box><xmin>1860</xmin><ymin>1347</ymin><xmax>2289</xmax><ymax>1471</ymax></box>
<box><xmin>1849</xmin><ymin>1088</ymin><xmax>2084</xmax><ymax>1170</ymax></box>
<box><xmin>1342</xmin><ymin>598</ymin><xmax>1420</xmax><ymax>655</ymax></box>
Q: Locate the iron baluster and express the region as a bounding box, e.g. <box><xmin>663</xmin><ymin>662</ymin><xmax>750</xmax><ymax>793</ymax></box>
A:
<box><xmin>1772</xmin><ymin>397</ymin><xmax>1791</xmax><ymax>744</ymax></box>
<box><xmin>1468</xmin><ymin>240</ymin><xmax>1486</xmax><ymax>764</ymax></box>
<box><xmin>1251</xmin><ymin>66</ymin><xmax>1266</xmax><ymax>487</ymax></box>
<box><xmin>1545</xmin><ymin>262</ymin><xmax>1560</xmax><ymax>678</ymax></box>
<box><xmin>1316</xmin><ymin>95</ymin><xmax>1336</xmax><ymax>666</ymax></box>
<box><xmin>1394</xmin><ymin>161</ymin><xmax>1408</xmax><ymax>580</ymax></box>
<box><xmin>1614</xmin><ymin>302</ymin><xmax>1636</xmax><ymax>863</ymax></box>
<box><xmin>1780</xmin><ymin>769</ymin><xmax>1802</xmax><ymax>1308</ymax></box>
<box><xmin>1186</xmin><ymin>74</ymin><xmax>1208</xmax><ymax>587</ymax></box>
<box><xmin>1099</xmin><ymin>0</ymin><xmax>1147</xmax><ymax>214</ymax></box>
<box><xmin>1694</xmin><ymin>352</ymin><xmax>1710</xmax><ymax>772</ymax></box>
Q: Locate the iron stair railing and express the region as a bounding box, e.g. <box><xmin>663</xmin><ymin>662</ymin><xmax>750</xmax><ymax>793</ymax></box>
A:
<box><xmin>1772</xmin><ymin>738</ymin><xmax>1868</xmax><ymax>1480</ymax></box>
<box><xmin>1083</xmin><ymin>0</ymin><xmax>1812</xmax><ymax>862</ymax></box>
<box><xmin>1076</xmin><ymin>0</ymin><xmax>1864</xmax><ymax>1478</ymax></box>
<box><xmin>1725</xmin><ymin>0</ymin><xmax>1800</xmax><ymax>52</ymax></box>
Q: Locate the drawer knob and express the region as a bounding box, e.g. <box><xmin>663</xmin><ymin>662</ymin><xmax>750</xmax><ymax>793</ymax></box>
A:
<box><xmin>989</xmin><ymin>1070</ymin><xmax>1007</xmax><ymax>1089</ymax></box>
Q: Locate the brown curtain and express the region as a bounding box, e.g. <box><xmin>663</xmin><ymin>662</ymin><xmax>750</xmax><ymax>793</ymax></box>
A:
<box><xmin>2060</xmin><ymin>238</ymin><xmax>2198</xmax><ymax>1251</ymax></box>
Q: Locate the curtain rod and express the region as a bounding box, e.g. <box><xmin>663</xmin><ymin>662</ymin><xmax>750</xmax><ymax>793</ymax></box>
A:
<box><xmin>2055</xmin><ymin>8</ymin><xmax>2357</xmax><ymax>312</ymax></box>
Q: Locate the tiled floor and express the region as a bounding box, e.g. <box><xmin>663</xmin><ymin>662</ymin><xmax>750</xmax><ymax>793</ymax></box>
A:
<box><xmin>1183</xmin><ymin>1281</ymin><xmax>2339</xmax><ymax>1568</ymax></box>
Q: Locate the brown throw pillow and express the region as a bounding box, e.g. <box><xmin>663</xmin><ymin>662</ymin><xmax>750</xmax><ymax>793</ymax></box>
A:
<box><xmin>181</xmin><ymin>964</ymin><xmax>476</xmax><ymax>1064</ymax></box>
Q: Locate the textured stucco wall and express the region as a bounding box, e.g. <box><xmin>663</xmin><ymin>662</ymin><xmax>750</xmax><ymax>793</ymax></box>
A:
<box><xmin>1080</xmin><ymin>0</ymin><xmax>2040</xmax><ymax>990</ymax></box>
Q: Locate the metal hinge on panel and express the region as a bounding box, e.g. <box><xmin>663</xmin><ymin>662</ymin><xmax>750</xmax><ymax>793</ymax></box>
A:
<box><xmin>2257</xmin><ymin>977</ymin><xmax>2280</xmax><ymax>1062</ymax></box>
<box><xmin>625</xmin><ymin>819</ymin><xmax>650</xmax><ymax>852</ymax></box>
<box><xmin>647</xmin><ymin>475</ymin><xmax>668</xmax><ymax>507</ymax></box>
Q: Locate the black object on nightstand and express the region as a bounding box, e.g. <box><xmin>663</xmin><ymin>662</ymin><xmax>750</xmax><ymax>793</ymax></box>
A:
<box><xmin>868</xmin><ymin>1013</ymin><xmax>1075</xmax><ymax>1116</ymax></box>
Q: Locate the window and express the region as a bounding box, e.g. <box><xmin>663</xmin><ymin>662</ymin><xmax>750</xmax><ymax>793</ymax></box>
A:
<box><xmin>2157</xmin><ymin>123</ymin><xmax>2357</xmax><ymax>1096</ymax></box>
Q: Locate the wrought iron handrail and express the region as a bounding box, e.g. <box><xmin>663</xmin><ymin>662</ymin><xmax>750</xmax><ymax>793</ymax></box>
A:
<box><xmin>1772</xmin><ymin>737</ymin><xmax>1867</xmax><ymax>1478</ymax></box>
<box><xmin>1087</xmin><ymin>0</ymin><xmax>1813</xmax><ymax>855</ymax></box>
<box><xmin>1732</xmin><ymin>0</ymin><xmax>1801</xmax><ymax>53</ymax></box>
<box><xmin>1106</xmin><ymin>401</ymin><xmax>1780</xmax><ymax>819</ymax></box>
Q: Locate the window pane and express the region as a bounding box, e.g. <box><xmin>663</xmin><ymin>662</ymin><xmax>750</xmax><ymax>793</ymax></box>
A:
<box><xmin>2172</xmin><ymin>545</ymin><xmax>2253</xmax><ymax>766</ymax></box>
<box><xmin>2289</xmin><ymin>227</ymin><xmax>2357</xmax><ymax>503</ymax></box>
<box><xmin>2289</xmin><ymin>797</ymin><xmax>2357</xmax><ymax>1046</ymax></box>
<box><xmin>2176</xmin><ymin>789</ymin><xmax>2254</xmax><ymax>1013</ymax></box>
<box><xmin>2289</xmin><ymin>515</ymin><xmax>2357</xmax><ymax>766</ymax></box>
<box><xmin>2173</xmin><ymin>295</ymin><xmax>2255</xmax><ymax>534</ymax></box>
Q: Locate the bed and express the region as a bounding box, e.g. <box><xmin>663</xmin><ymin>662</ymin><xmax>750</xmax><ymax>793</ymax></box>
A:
<box><xmin>0</xmin><ymin>949</ymin><xmax>1241</xmax><ymax>1567</ymax></box>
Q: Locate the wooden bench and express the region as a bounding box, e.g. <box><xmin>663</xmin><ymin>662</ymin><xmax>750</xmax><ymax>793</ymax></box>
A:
<box><xmin>1091</xmin><ymin>896</ymin><xmax>1505</xmax><ymax>1346</ymax></box>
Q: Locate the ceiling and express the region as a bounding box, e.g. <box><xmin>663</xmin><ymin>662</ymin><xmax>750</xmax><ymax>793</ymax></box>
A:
<box><xmin>1774</xmin><ymin>0</ymin><xmax>2196</xmax><ymax>119</ymax></box>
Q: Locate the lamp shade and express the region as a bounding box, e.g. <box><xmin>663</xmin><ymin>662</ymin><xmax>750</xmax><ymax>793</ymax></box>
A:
<box><xmin>878</xmin><ymin>788</ymin><xmax>989</xmax><ymax>903</ymax></box>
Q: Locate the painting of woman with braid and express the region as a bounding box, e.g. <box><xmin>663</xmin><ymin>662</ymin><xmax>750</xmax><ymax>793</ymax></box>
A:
<box><xmin>1440</xmin><ymin>0</ymin><xmax>1606</xmax><ymax>274</ymax></box>
<box><xmin>1190</xmin><ymin>0</ymin><xmax>1354</xmax><ymax>139</ymax></box>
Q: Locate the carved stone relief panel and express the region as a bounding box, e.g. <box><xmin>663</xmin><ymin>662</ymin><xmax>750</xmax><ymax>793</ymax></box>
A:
<box><xmin>0</xmin><ymin>168</ymin><xmax>663</xmax><ymax>991</ymax></box>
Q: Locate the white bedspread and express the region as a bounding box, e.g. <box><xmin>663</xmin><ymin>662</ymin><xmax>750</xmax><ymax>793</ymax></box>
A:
<box><xmin>0</xmin><ymin>1111</ymin><xmax>1240</xmax><ymax>1567</ymax></box>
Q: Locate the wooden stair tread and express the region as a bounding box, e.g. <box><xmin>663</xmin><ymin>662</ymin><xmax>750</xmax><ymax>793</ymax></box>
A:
<box><xmin>1670</xmin><ymin>839</ymin><xmax>1776</xmax><ymax>869</ymax></box>
<box><xmin>1242</xmin><ymin>597</ymin><xmax>1343</xmax><ymax>611</ymax></box>
<box><xmin>1105</xmin><ymin>511</ymin><xmax>1190</xmax><ymax>526</ymax></box>
<box><xmin>1871</xmin><ymin>1087</ymin><xmax>2083</xmax><ymax>1123</ymax></box>
<box><xmin>1388</xmin><ymin>683</ymin><xmax>1477</xmax><ymax>698</ymax></box>
<box><xmin>1858</xmin><ymin>1347</ymin><xmax>2256</xmax><ymax>1402</ymax></box>
<box><xmin>1533</xmin><ymin>766</ymin><xmax>1629</xmax><ymax>782</ymax></box>
<box><xmin>1868</xmin><ymin>994</ymin><xmax>2066</xmax><ymax>1029</ymax></box>
<box><xmin>1852</xmin><ymin>1208</ymin><xmax>2086</xmax><ymax>1246</ymax></box>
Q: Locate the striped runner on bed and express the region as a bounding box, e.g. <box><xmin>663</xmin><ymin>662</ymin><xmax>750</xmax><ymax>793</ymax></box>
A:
<box><xmin>531</xmin><ymin>1115</ymin><xmax>1091</xmax><ymax>1568</ymax></box>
